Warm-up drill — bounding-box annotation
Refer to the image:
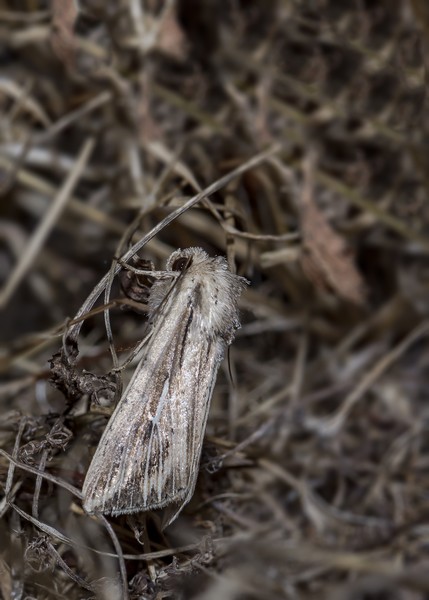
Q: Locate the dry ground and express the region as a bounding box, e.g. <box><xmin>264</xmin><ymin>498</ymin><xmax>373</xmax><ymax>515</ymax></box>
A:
<box><xmin>1</xmin><ymin>1</ymin><xmax>429</xmax><ymax>598</ymax></box>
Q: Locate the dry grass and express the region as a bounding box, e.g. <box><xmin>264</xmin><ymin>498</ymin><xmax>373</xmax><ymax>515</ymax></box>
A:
<box><xmin>1</xmin><ymin>1</ymin><xmax>429</xmax><ymax>598</ymax></box>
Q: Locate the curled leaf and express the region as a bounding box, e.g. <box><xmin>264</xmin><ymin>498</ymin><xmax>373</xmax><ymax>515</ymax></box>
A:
<box><xmin>50</xmin><ymin>0</ymin><xmax>78</xmax><ymax>70</ymax></box>
<box><xmin>300</xmin><ymin>159</ymin><xmax>367</xmax><ymax>305</ymax></box>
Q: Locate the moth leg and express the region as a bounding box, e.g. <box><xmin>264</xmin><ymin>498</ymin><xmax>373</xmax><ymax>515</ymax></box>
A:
<box><xmin>119</xmin><ymin>257</ymin><xmax>176</xmax><ymax>312</ymax></box>
<box><xmin>118</xmin><ymin>257</ymin><xmax>156</xmax><ymax>305</ymax></box>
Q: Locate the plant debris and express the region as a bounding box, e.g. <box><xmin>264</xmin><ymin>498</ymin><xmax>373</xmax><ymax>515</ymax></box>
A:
<box><xmin>1</xmin><ymin>1</ymin><xmax>429</xmax><ymax>599</ymax></box>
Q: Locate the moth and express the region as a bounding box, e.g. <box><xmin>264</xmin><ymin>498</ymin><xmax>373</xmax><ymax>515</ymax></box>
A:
<box><xmin>82</xmin><ymin>247</ymin><xmax>247</xmax><ymax>525</ymax></box>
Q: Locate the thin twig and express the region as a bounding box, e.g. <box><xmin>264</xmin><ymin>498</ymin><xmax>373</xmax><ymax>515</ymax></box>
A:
<box><xmin>0</xmin><ymin>137</ymin><xmax>96</xmax><ymax>308</ymax></box>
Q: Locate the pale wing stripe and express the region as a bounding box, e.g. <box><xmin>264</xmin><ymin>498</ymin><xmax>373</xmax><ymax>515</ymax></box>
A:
<box><xmin>142</xmin><ymin>376</ymin><xmax>170</xmax><ymax>504</ymax></box>
<box><xmin>152</xmin><ymin>377</ymin><xmax>170</xmax><ymax>426</ymax></box>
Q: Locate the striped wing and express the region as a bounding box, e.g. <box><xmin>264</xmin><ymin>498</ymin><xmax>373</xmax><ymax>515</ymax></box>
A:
<box><xmin>82</xmin><ymin>304</ymin><xmax>223</xmax><ymax>518</ymax></box>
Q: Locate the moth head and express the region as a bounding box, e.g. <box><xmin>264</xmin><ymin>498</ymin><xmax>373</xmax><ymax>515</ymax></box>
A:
<box><xmin>150</xmin><ymin>248</ymin><xmax>248</xmax><ymax>341</ymax></box>
<box><xmin>166</xmin><ymin>247</ymin><xmax>209</xmax><ymax>273</ymax></box>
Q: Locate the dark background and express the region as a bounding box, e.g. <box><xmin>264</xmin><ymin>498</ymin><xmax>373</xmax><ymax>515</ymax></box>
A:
<box><xmin>1</xmin><ymin>1</ymin><xmax>429</xmax><ymax>598</ymax></box>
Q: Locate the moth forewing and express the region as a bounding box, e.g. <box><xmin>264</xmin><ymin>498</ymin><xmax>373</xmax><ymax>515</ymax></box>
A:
<box><xmin>82</xmin><ymin>247</ymin><xmax>247</xmax><ymax>525</ymax></box>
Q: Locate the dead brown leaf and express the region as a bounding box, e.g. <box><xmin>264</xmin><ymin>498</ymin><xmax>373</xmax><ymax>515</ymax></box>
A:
<box><xmin>50</xmin><ymin>0</ymin><xmax>78</xmax><ymax>70</ymax></box>
<box><xmin>299</xmin><ymin>158</ymin><xmax>367</xmax><ymax>305</ymax></box>
<box><xmin>157</xmin><ymin>9</ymin><xmax>188</xmax><ymax>61</ymax></box>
